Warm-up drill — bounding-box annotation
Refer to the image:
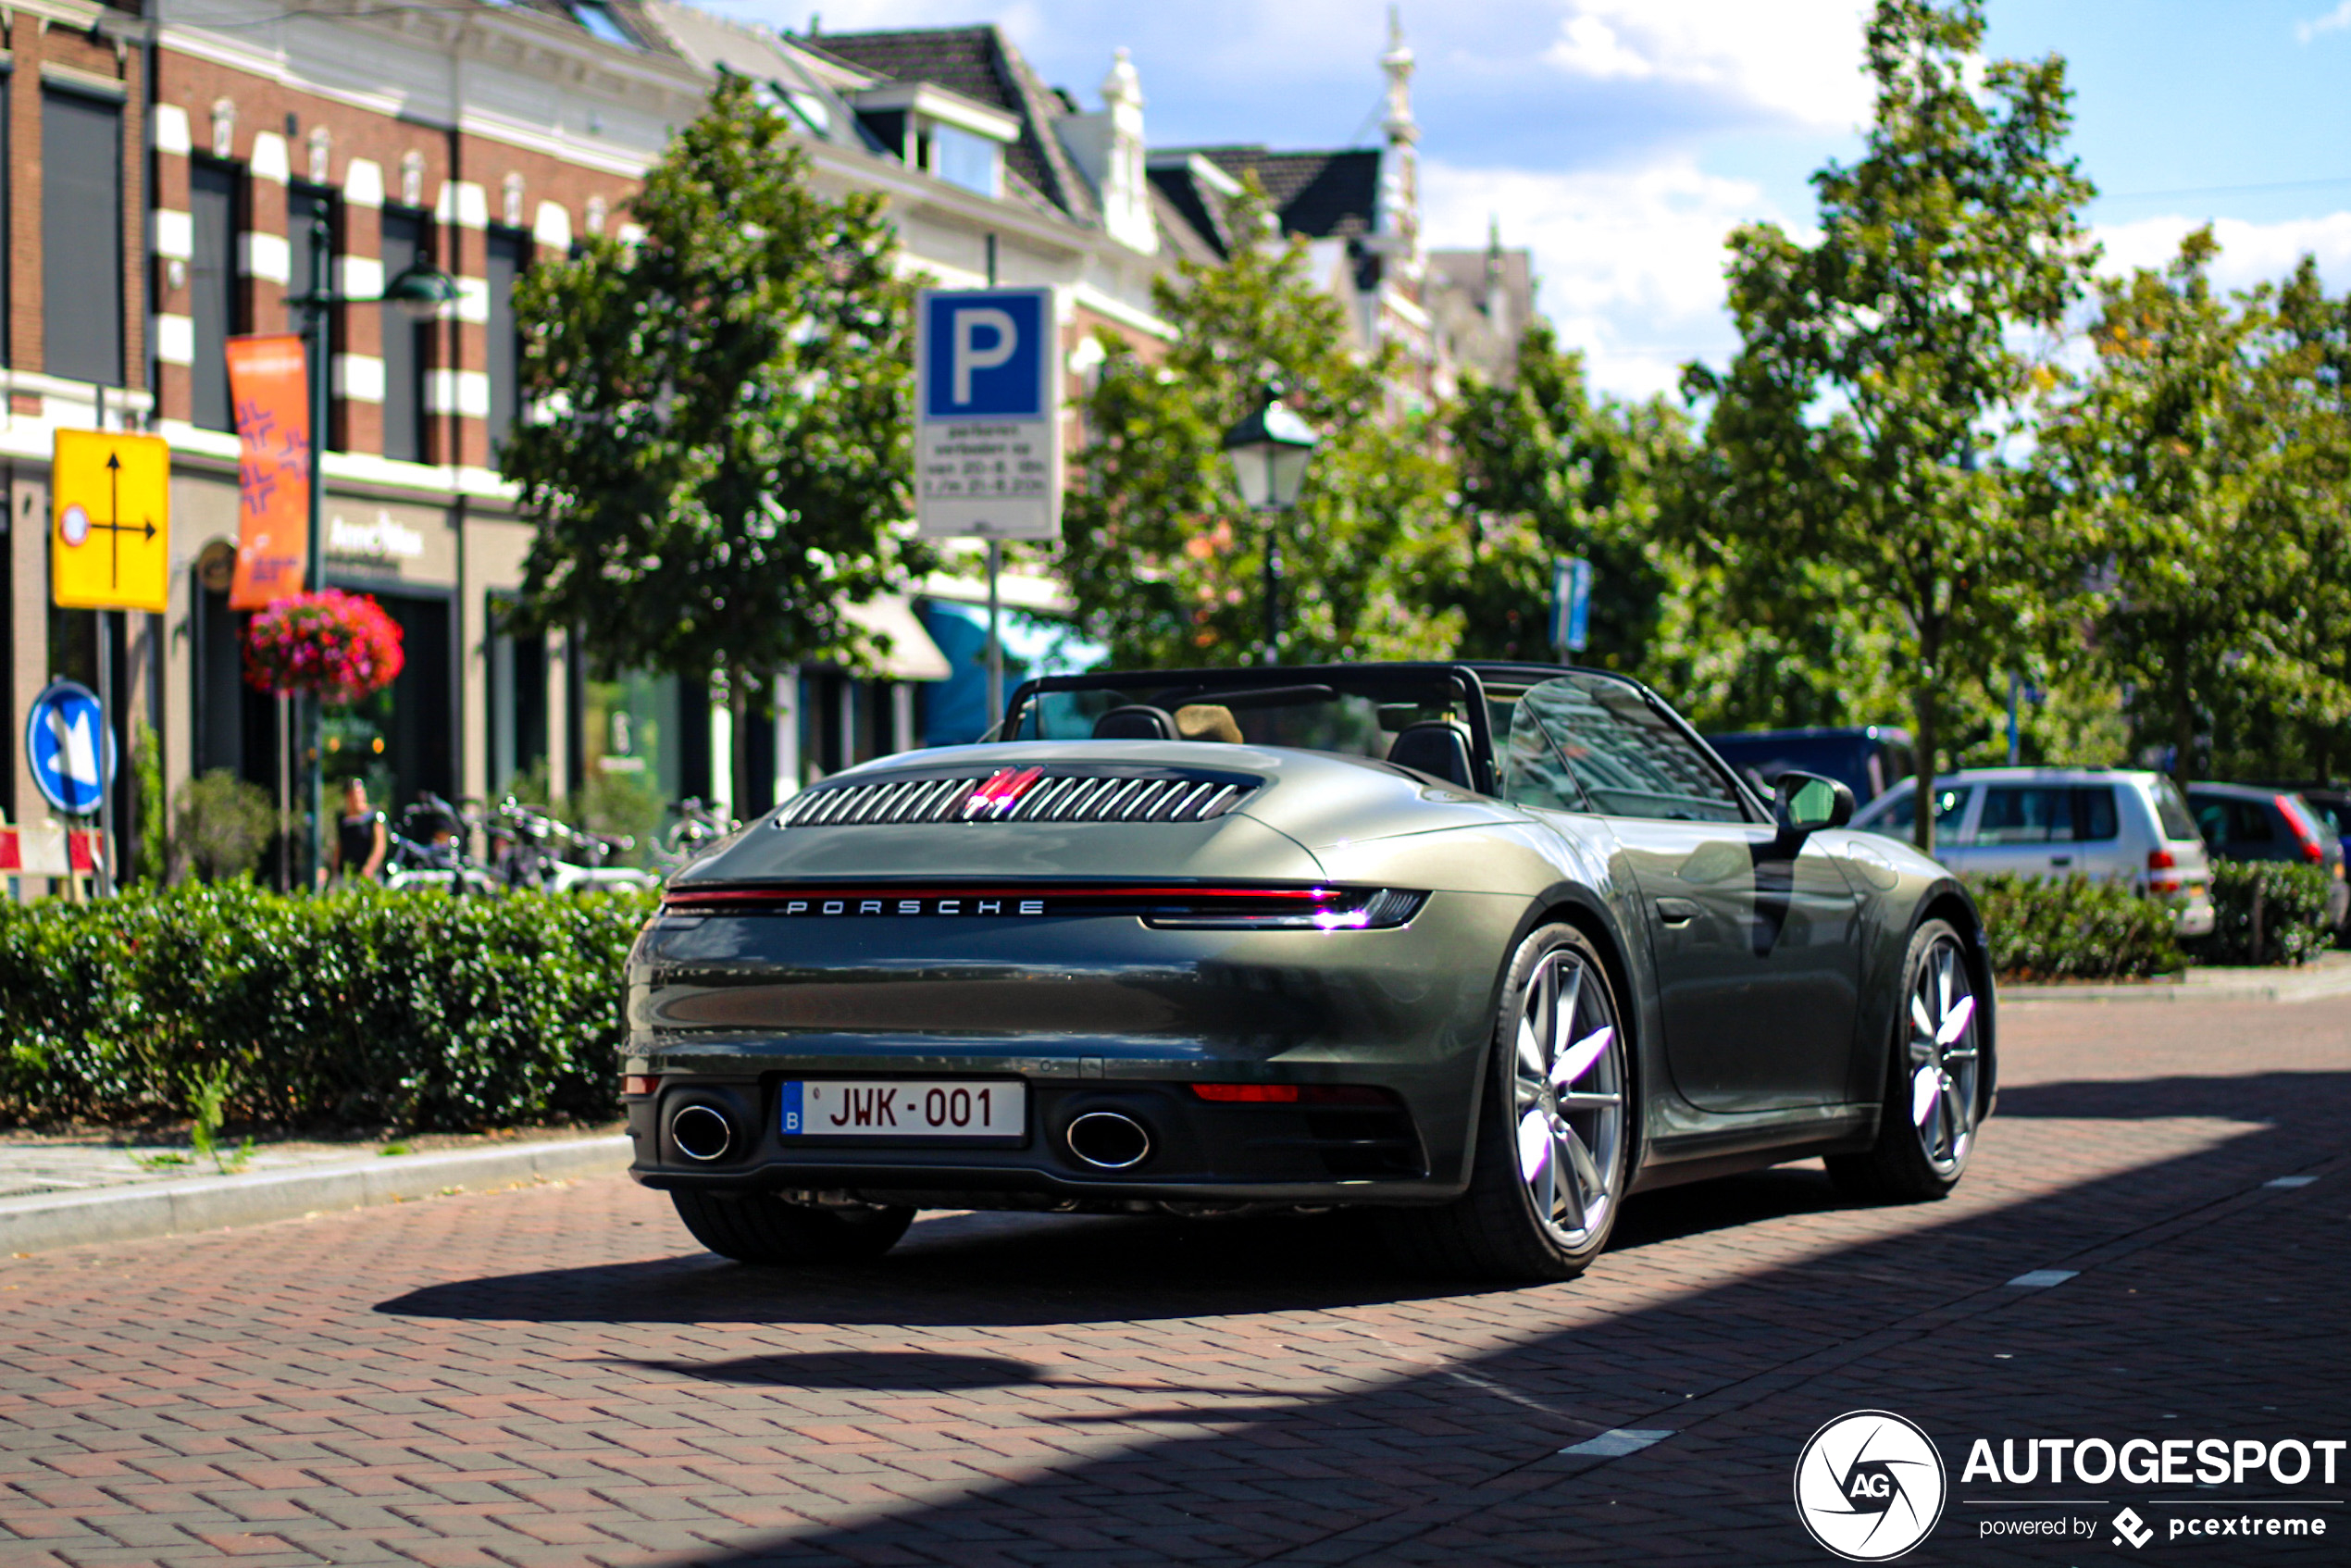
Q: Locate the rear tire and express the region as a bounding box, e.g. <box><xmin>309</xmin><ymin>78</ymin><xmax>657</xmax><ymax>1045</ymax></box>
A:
<box><xmin>1826</xmin><ymin>918</ymin><xmax>1985</xmax><ymax>1204</ymax></box>
<box><xmin>669</xmin><ymin>1190</ymin><xmax>914</xmax><ymax>1265</ymax></box>
<box><xmin>1382</xmin><ymin>924</ymin><xmax>1631</xmax><ymax>1282</ymax></box>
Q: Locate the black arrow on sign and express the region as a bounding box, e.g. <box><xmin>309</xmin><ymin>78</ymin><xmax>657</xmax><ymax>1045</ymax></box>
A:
<box><xmin>90</xmin><ymin>451</ymin><xmax>155</xmax><ymax>589</ymax></box>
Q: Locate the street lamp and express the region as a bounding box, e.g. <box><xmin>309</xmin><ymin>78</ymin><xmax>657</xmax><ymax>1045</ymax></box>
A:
<box><xmin>1220</xmin><ymin>385</ymin><xmax>1318</xmax><ymax>663</ymax></box>
<box><xmin>286</xmin><ymin>214</ymin><xmax>459</xmax><ymax>882</ymax></box>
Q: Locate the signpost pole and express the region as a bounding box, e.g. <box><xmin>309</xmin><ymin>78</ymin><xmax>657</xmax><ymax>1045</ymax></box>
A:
<box><xmin>304</xmin><ymin>215</ymin><xmax>331</xmax><ymax>890</ymax></box>
<box><xmin>986</xmin><ymin>541</ymin><xmax>1003</xmax><ymax>734</ymax></box>
<box><xmin>981</xmin><ymin>240</ymin><xmax>1004</xmax><ymax>736</ymax></box>
<box><xmin>93</xmin><ymin>612</ymin><xmax>116</xmax><ymax>897</ymax></box>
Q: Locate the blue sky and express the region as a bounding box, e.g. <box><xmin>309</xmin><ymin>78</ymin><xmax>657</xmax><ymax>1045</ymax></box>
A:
<box><xmin>733</xmin><ymin>0</ymin><xmax>2351</xmax><ymax>397</ymax></box>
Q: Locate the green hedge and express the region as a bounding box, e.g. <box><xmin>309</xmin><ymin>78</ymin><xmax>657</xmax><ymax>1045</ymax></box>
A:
<box><xmin>2189</xmin><ymin>861</ymin><xmax>2336</xmax><ymax>966</ymax></box>
<box><xmin>0</xmin><ymin>882</ymin><xmax>658</xmax><ymax>1129</ymax></box>
<box><xmin>1966</xmin><ymin>872</ymin><xmax>2185</xmax><ymax>982</ymax></box>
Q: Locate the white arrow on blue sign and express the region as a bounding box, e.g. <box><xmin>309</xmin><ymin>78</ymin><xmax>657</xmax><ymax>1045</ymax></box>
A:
<box><xmin>914</xmin><ymin>287</ymin><xmax>1064</xmax><ymax>540</ymax></box>
<box><xmin>24</xmin><ymin>678</ymin><xmax>113</xmax><ymax>816</ymax></box>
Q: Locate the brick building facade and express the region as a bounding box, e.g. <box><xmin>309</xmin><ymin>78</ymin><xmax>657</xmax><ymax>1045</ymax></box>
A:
<box><xmin>3</xmin><ymin>0</ymin><xmax>1510</xmax><ymax>885</ymax></box>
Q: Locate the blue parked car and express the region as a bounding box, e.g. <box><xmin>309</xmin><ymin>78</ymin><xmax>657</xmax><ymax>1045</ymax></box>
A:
<box><xmin>1703</xmin><ymin>725</ymin><xmax>1916</xmax><ymax>804</ymax></box>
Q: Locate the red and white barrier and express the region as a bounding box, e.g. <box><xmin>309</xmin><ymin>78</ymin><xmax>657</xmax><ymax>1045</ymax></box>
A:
<box><xmin>0</xmin><ymin>825</ymin><xmax>105</xmax><ymax>876</ymax></box>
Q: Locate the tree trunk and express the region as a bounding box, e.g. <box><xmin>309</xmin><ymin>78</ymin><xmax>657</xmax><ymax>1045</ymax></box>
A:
<box><xmin>2171</xmin><ymin>674</ymin><xmax>2197</xmax><ymax>786</ymax></box>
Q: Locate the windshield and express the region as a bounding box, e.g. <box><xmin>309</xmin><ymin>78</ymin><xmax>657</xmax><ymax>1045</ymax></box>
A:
<box><xmin>1008</xmin><ymin>674</ymin><xmax>1474</xmax><ymax>760</ymax></box>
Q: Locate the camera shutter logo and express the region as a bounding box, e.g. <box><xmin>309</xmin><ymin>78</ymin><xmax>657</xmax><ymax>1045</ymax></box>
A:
<box><xmin>1794</xmin><ymin>1411</ymin><xmax>1947</xmax><ymax>1561</ymax></box>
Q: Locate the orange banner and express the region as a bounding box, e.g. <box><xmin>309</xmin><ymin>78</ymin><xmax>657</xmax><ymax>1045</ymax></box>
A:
<box><xmin>225</xmin><ymin>334</ymin><xmax>311</xmax><ymax>610</ymax></box>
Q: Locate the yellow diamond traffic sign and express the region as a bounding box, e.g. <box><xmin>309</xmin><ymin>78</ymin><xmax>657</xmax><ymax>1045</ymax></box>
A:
<box><xmin>52</xmin><ymin>429</ymin><xmax>171</xmax><ymax>614</ymax></box>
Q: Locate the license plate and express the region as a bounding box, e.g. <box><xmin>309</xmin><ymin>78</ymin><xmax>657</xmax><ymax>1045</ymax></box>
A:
<box><xmin>779</xmin><ymin>1079</ymin><xmax>1025</xmax><ymax>1139</ymax></box>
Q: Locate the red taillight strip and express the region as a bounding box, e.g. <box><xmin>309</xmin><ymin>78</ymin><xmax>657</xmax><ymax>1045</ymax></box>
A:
<box><xmin>665</xmin><ymin>883</ymin><xmax>1346</xmax><ymax>908</ymax></box>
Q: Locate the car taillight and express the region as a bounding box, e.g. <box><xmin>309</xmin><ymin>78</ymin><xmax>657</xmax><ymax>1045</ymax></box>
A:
<box><xmin>2145</xmin><ymin>846</ymin><xmax>2182</xmax><ymax>892</ymax></box>
<box><xmin>2278</xmin><ymin>795</ymin><xmax>2326</xmax><ymax>864</ymax></box>
<box><xmin>623</xmin><ymin>1075</ymin><xmax>660</xmax><ymax>1098</ymax></box>
<box><xmin>2147</xmin><ymin>848</ymin><xmax>2175</xmax><ymax>870</ymax></box>
<box><xmin>1143</xmin><ymin>887</ymin><xmax>1427</xmax><ymax>930</ymax></box>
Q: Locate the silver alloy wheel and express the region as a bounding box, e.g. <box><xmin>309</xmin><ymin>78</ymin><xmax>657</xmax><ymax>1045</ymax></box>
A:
<box><xmin>1511</xmin><ymin>946</ymin><xmax>1626</xmax><ymax>1247</ymax></box>
<box><xmin>1907</xmin><ymin>935</ymin><xmax>1981</xmax><ymax>1176</ymax></box>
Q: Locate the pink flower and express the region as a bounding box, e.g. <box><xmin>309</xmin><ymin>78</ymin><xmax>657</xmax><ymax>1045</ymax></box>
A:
<box><xmin>242</xmin><ymin>591</ymin><xmax>405</xmax><ymax>702</ymax></box>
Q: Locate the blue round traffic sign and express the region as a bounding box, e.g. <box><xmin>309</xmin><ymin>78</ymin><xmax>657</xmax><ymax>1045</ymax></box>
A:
<box><xmin>24</xmin><ymin>679</ymin><xmax>113</xmax><ymax>816</ymax></box>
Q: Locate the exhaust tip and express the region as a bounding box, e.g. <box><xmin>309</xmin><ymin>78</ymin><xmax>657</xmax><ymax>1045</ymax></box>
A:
<box><xmin>1064</xmin><ymin>1110</ymin><xmax>1152</xmax><ymax>1170</ymax></box>
<box><xmin>670</xmin><ymin>1102</ymin><xmax>737</xmax><ymax>1164</ymax></box>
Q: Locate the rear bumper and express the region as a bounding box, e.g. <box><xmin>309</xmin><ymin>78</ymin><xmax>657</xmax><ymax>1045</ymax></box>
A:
<box><xmin>623</xmin><ymin>892</ymin><xmax>1525</xmax><ymax>1202</ymax></box>
<box><xmin>624</xmin><ymin>1071</ymin><xmax>1461</xmax><ymax>1204</ymax></box>
<box><xmin>2175</xmin><ymin>890</ymin><xmax>2216</xmax><ymax>939</ymax></box>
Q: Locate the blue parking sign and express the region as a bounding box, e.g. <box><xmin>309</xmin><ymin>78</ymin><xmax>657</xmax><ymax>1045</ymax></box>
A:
<box><xmin>24</xmin><ymin>679</ymin><xmax>112</xmax><ymax>815</ymax></box>
<box><xmin>923</xmin><ymin>291</ymin><xmax>1049</xmax><ymax>419</ymax></box>
<box><xmin>915</xmin><ymin>287</ymin><xmax>1063</xmax><ymax>540</ymax></box>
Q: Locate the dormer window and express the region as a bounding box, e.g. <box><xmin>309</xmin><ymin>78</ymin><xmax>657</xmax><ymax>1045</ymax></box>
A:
<box><xmin>849</xmin><ymin>82</ymin><xmax>1017</xmax><ymax>201</ymax></box>
<box><xmin>927</xmin><ymin>121</ymin><xmax>999</xmax><ymax>196</ymax></box>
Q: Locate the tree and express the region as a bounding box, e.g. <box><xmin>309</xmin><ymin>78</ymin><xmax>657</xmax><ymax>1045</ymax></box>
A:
<box><xmin>503</xmin><ymin>75</ymin><xmax>920</xmax><ymax>811</ymax></box>
<box><xmin>1059</xmin><ymin>181</ymin><xmax>1455</xmax><ymax>668</ymax></box>
<box><xmin>1419</xmin><ymin>323</ymin><xmax>1689</xmax><ymax>668</ymax></box>
<box><xmin>1683</xmin><ymin>0</ymin><xmax>2097</xmax><ymax>851</ymax></box>
<box><xmin>2035</xmin><ymin>230</ymin><xmax>2332</xmax><ymax>780</ymax></box>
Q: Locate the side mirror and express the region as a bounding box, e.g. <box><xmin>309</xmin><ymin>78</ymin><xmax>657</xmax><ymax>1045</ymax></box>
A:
<box><xmin>1773</xmin><ymin>770</ymin><xmax>1855</xmax><ymax>836</ymax></box>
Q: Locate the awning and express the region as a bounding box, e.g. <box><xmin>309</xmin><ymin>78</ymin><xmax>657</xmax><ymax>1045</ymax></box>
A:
<box><xmin>840</xmin><ymin>594</ymin><xmax>953</xmax><ymax>681</ymax></box>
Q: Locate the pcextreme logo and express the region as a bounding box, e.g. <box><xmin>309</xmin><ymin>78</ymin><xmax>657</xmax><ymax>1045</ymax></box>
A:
<box><xmin>1795</xmin><ymin>1411</ymin><xmax>1950</xmax><ymax>1562</ymax></box>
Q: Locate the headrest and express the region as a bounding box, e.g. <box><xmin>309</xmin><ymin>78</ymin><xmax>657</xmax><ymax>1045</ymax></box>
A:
<box><xmin>1388</xmin><ymin>719</ymin><xmax>1474</xmax><ymax>790</ymax></box>
<box><xmin>1092</xmin><ymin>704</ymin><xmax>1178</xmax><ymax>740</ymax></box>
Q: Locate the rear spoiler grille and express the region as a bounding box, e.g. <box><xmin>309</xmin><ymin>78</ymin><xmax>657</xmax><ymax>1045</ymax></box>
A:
<box><xmin>775</xmin><ymin>767</ymin><xmax>1259</xmax><ymax>828</ymax></box>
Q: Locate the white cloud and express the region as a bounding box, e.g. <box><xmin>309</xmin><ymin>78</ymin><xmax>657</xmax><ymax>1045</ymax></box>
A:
<box><xmin>2296</xmin><ymin>2</ymin><xmax>2351</xmax><ymax>43</ymax></box>
<box><xmin>1540</xmin><ymin>0</ymin><xmax>1872</xmax><ymax>134</ymax></box>
<box><xmin>2095</xmin><ymin>212</ymin><xmax>2351</xmax><ymax>293</ymax></box>
<box><xmin>1423</xmin><ymin>155</ymin><xmax>1792</xmax><ymax>398</ymax></box>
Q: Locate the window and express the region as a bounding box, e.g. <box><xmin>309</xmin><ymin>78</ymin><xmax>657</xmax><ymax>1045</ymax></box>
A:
<box><xmin>43</xmin><ymin>89</ymin><xmax>122</xmax><ymax>386</ymax></box>
<box><xmin>566</xmin><ymin>0</ymin><xmax>637</xmax><ymax>47</ymax></box>
<box><xmin>189</xmin><ymin>158</ymin><xmax>239</xmax><ymax>431</ymax></box>
<box><xmin>929</xmin><ymin>121</ymin><xmax>1000</xmax><ymax>196</ymax></box>
<box><xmin>288</xmin><ymin>180</ymin><xmax>338</xmax><ymax>449</ymax></box>
<box><xmin>484</xmin><ymin>225</ymin><xmax>528</xmax><ymax>457</ymax></box>
<box><xmin>1500</xmin><ymin>703</ymin><xmax>1587</xmax><ymax>813</ymax></box>
<box><xmin>1511</xmin><ymin>675</ymin><xmax>1747</xmax><ymax>822</ymax></box>
<box><xmin>1976</xmin><ymin>785</ymin><xmax>2120</xmax><ymax>845</ymax></box>
<box><xmin>1873</xmin><ymin>784</ymin><xmax>1972</xmax><ymax>839</ymax></box>
<box><xmin>2151</xmin><ymin>778</ymin><xmax>2199</xmax><ymax>841</ymax></box>
<box><xmin>379</xmin><ymin>205</ymin><xmax>430</xmax><ymax>463</ymax></box>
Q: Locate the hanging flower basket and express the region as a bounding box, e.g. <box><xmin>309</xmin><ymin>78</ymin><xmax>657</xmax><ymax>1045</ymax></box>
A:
<box><xmin>242</xmin><ymin>590</ymin><xmax>405</xmax><ymax>703</ymax></box>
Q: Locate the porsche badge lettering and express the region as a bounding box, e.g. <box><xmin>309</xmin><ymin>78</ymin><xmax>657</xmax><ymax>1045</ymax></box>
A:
<box><xmin>770</xmin><ymin>898</ymin><xmax>1049</xmax><ymax>916</ymax></box>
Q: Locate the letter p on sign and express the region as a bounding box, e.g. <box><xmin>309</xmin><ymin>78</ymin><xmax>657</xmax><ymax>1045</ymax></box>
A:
<box><xmin>953</xmin><ymin>308</ymin><xmax>1017</xmax><ymax>404</ymax></box>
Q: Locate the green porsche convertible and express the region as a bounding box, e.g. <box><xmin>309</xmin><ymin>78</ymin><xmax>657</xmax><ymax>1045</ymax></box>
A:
<box><xmin>626</xmin><ymin>662</ymin><xmax>1994</xmax><ymax>1281</ymax></box>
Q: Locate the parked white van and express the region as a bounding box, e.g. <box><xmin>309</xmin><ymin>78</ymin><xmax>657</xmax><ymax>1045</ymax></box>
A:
<box><xmin>1850</xmin><ymin>767</ymin><xmax>2217</xmax><ymax>937</ymax></box>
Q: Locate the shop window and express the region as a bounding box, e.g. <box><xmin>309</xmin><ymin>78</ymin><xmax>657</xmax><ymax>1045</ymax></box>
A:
<box><xmin>580</xmin><ymin>671</ymin><xmax>678</xmax><ymax>841</ymax></box>
<box><xmin>43</xmin><ymin>88</ymin><xmax>122</xmax><ymax>386</ymax></box>
<box><xmin>486</xmin><ymin>593</ymin><xmax>548</xmax><ymax>796</ymax></box>
<box><xmin>189</xmin><ymin>158</ymin><xmax>241</xmax><ymax>431</ymax></box>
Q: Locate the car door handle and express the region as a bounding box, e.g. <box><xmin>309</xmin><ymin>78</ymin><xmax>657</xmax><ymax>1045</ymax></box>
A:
<box><xmin>1655</xmin><ymin>897</ymin><xmax>1699</xmax><ymax>927</ymax></box>
<box><xmin>2049</xmin><ymin>855</ymin><xmax>2072</xmax><ymax>867</ymax></box>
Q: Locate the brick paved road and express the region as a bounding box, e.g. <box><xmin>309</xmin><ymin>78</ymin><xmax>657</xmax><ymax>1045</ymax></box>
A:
<box><xmin>1</xmin><ymin>998</ymin><xmax>2345</xmax><ymax>1567</ymax></box>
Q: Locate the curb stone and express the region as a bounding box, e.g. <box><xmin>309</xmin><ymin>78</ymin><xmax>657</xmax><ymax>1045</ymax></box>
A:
<box><xmin>2001</xmin><ymin>963</ymin><xmax>2351</xmax><ymax>1005</ymax></box>
<box><xmin>0</xmin><ymin>1135</ymin><xmax>634</xmax><ymax>1255</ymax></box>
